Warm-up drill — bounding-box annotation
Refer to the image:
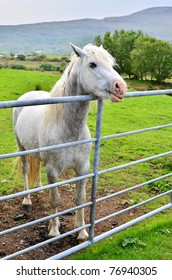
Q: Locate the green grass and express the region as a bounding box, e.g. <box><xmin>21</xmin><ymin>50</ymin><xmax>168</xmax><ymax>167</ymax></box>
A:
<box><xmin>0</xmin><ymin>69</ymin><xmax>172</xmax><ymax>259</ymax></box>
<box><xmin>92</xmin><ymin>95</ymin><xmax>172</xmax><ymax>194</ymax></box>
<box><xmin>0</xmin><ymin>68</ymin><xmax>59</xmax><ymax>101</ymax></box>
<box><xmin>71</xmin><ymin>213</ymin><xmax>172</xmax><ymax>260</ymax></box>
<box><xmin>0</xmin><ymin>69</ymin><xmax>59</xmax><ymax>193</ymax></box>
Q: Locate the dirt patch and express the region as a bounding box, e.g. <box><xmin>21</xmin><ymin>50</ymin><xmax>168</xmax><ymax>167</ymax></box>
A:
<box><xmin>0</xmin><ymin>186</ymin><xmax>143</xmax><ymax>260</ymax></box>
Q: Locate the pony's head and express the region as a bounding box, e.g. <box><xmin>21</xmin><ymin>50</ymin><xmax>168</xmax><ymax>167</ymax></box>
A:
<box><xmin>70</xmin><ymin>43</ymin><xmax>127</xmax><ymax>102</ymax></box>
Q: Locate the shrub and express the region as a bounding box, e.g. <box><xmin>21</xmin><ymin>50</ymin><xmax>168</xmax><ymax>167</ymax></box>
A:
<box><xmin>39</xmin><ymin>63</ymin><xmax>55</xmax><ymax>71</ymax></box>
<box><xmin>16</xmin><ymin>54</ymin><xmax>26</xmax><ymax>61</ymax></box>
<box><xmin>10</xmin><ymin>64</ymin><xmax>26</xmax><ymax>70</ymax></box>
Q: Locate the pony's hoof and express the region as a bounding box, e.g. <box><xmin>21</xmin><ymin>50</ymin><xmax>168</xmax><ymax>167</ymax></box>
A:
<box><xmin>22</xmin><ymin>204</ymin><xmax>32</xmax><ymax>212</ymax></box>
<box><xmin>77</xmin><ymin>230</ymin><xmax>89</xmax><ymax>242</ymax></box>
<box><xmin>22</xmin><ymin>197</ymin><xmax>32</xmax><ymax>212</ymax></box>
<box><xmin>48</xmin><ymin>229</ymin><xmax>61</xmax><ymax>238</ymax></box>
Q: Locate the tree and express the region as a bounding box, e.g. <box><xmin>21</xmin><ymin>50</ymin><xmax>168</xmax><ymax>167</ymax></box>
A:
<box><xmin>94</xmin><ymin>30</ymin><xmax>172</xmax><ymax>82</ymax></box>
<box><xmin>131</xmin><ymin>36</ymin><xmax>172</xmax><ymax>82</ymax></box>
<box><xmin>102</xmin><ymin>32</ymin><xmax>113</xmax><ymax>53</ymax></box>
<box><xmin>97</xmin><ymin>30</ymin><xmax>143</xmax><ymax>77</ymax></box>
<box><xmin>131</xmin><ymin>36</ymin><xmax>154</xmax><ymax>80</ymax></box>
<box><xmin>150</xmin><ymin>40</ymin><xmax>172</xmax><ymax>82</ymax></box>
<box><xmin>111</xmin><ymin>30</ymin><xmax>143</xmax><ymax>77</ymax></box>
<box><xmin>93</xmin><ymin>35</ymin><xmax>102</xmax><ymax>46</ymax></box>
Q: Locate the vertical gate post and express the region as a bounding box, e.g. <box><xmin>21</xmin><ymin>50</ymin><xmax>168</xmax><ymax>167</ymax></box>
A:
<box><xmin>89</xmin><ymin>98</ymin><xmax>104</xmax><ymax>241</ymax></box>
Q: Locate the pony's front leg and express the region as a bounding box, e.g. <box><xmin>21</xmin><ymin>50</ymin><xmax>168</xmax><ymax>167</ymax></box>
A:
<box><xmin>75</xmin><ymin>178</ymin><xmax>89</xmax><ymax>242</ymax></box>
<box><xmin>48</xmin><ymin>187</ymin><xmax>60</xmax><ymax>237</ymax></box>
<box><xmin>21</xmin><ymin>155</ymin><xmax>32</xmax><ymax>211</ymax></box>
<box><xmin>46</xmin><ymin>166</ymin><xmax>60</xmax><ymax>237</ymax></box>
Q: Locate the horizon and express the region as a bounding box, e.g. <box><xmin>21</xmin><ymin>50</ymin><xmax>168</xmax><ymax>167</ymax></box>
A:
<box><xmin>0</xmin><ymin>0</ymin><xmax>172</xmax><ymax>26</ymax></box>
<box><xmin>0</xmin><ymin>5</ymin><xmax>171</xmax><ymax>55</ymax></box>
<box><xmin>0</xmin><ymin>6</ymin><xmax>171</xmax><ymax>27</ymax></box>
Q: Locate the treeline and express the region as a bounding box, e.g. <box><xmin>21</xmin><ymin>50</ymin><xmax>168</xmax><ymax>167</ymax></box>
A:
<box><xmin>94</xmin><ymin>30</ymin><xmax>172</xmax><ymax>82</ymax></box>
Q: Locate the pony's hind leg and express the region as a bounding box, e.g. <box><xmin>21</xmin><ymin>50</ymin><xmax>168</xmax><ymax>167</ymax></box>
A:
<box><xmin>34</xmin><ymin>167</ymin><xmax>42</xmax><ymax>188</ymax></box>
<box><xmin>21</xmin><ymin>155</ymin><xmax>32</xmax><ymax>211</ymax></box>
<box><xmin>15</xmin><ymin>136</ymin><xmax>32</xmax><ymax>211</ymax></box>
<box><xmin>75</xmin><ymin>174</ymin><xmax>89</xmax><ymax>242</ymax></box>
<box><xmin>46</xmin><ymin>165</ymin><xmax>60</xmax><ymax>237</ymax></box>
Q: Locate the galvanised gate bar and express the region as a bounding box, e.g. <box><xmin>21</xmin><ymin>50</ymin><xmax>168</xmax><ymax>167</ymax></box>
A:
<box><xmin>0</xmin><ymin>89</ymin><xmax>172</xmax><ymax>260</ymax></box>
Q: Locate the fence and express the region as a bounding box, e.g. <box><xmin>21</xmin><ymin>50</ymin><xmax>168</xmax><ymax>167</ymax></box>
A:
<box><xmin>0</xmin><ymin>89</ymin><xmax>172</xmax><ymax>260</ymax></box>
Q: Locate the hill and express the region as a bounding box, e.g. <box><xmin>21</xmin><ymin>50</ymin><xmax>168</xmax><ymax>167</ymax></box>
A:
<box><xmin>0</xmin><ymin>7</ymin><xmax>171</xmax><ymax>55</ymax></box>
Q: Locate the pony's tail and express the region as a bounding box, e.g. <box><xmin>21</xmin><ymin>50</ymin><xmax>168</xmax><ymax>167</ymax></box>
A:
<box><xmin>28</xmin><ymin>155</ymin><xmax>41</xmax><ymax>186</ymax></box>
<box><xmin>15</xmin><ymin>155</ymin><xmax>41</xmax><ymax>186</ymax></box>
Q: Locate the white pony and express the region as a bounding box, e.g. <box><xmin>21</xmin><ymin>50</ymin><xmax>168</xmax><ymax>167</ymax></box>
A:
<box><xmin>13</xmin><ymin>43</ymin><xmax>127</xmax><ymax>241</ymax></box>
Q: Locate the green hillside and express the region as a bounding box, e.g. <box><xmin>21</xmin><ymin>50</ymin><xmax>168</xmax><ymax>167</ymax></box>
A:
<box><xmin>0</xmin><ymin>7</ymin><xmax>171</xmax><ymax>55</ymax></box>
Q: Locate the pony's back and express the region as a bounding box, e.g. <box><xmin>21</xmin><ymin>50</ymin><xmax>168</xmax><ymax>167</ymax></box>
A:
<box><xmin>13</xmin><ymin>90</ymin><xmax>49</xmax><ymax>127</ymax></box>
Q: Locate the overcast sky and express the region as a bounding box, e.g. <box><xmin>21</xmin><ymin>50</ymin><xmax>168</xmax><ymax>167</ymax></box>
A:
<box><xmin>0</xmin><ymin>0</ymin><xmax>171</xmax><ymax>25</ymax></box>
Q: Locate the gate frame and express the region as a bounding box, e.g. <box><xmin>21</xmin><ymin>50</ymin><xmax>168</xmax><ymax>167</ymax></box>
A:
<box><xmin>0</xmin><ymin>89</ymin><xmax>172</xmax><ymax>260</ymax></box>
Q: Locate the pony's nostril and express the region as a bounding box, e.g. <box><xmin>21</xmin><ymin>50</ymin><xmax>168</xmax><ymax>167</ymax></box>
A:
<box><xmin>115</xmin><ymin>82</ymin><xmax>120</xmax><ymax>90</ymax></box>
<box><xmin>115</xmin><ymin>82</ymin><xmax>126</xmax><ymax>95</ymax></box>
<box><xmin>115</xmin><ymin>83</ymin><xmax>123</xmax><ymax>95</ymax></box>
<box><xmin>113</xmin><ymin>79</ymin><xmax>127</xmax><ymax>98</ymax></box>
<box><xmin>115</xmin><ymin>82</ymin><xmax>123</xmax><ymax>95</ymax></box>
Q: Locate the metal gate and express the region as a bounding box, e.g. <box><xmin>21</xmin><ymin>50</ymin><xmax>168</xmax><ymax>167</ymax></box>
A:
<box><xmin>0</xmin><ymin>89</ymin><xmax>172</xmax><ymax>260</ymax></box>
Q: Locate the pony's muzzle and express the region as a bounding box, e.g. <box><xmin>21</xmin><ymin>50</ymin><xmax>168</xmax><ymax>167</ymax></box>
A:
<box><xmin>108</xmin><ymin>80</ymin><xmax>127</xmax><ymax>102</ymax></box>
<box><xmin>114</xmin><ymin>81</ymin><xmax>127</xmax><ymax>97</ymax></box>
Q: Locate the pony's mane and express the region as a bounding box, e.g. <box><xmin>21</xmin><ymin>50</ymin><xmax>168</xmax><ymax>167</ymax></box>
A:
<box><xmin>44</xmin><ymin>56</ymin><xmax>77</xmax><ymax>122</ymax></box>
<box><xmin>50</xmin><ymin>59</ymin><xmax>76</xmax><ymax>98</ymax></box>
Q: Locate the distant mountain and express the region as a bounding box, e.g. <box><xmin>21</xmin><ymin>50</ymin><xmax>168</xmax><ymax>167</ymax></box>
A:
<box><xmin>0</xmin><ymin>7</ymin><xmax>171</xmax><ymax>55</ymax></box>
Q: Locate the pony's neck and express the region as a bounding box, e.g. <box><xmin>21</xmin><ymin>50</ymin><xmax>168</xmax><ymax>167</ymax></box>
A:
<box><xmin>50</xmin><ymin>59</ymin><xmax>81</xmax><ymax>98</ymax></box>
<box><xmin>50</xmin><ymin>65</ymin><xmax>69</xmax><ymax>98</ymax></box>
<box><xmin>48</xmin><ymin>59</ymin><xmax>90</xmax><ymax>135</ymax></box>
<box><xmin>62</xmin><ymin>61</ymin><xmax>90</xmax><ymax>134</ymax></box>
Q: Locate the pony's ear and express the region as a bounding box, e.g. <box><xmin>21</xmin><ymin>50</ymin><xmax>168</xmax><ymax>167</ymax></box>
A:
<box><xmin>70</xmin><ymin>43</ymin><xmax>84</xmax><ymax>58</ymax></box>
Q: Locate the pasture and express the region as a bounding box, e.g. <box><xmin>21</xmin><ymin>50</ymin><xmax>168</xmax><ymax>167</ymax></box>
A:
<box><xmin>0</xmin><ymin>68</ymin><xmax>172</xmax><ymax>259</ymax></box>
<box><xmin>0</xmin><ymin>54</ymin><xmax>69</xmax><ymax>72</ymax></box>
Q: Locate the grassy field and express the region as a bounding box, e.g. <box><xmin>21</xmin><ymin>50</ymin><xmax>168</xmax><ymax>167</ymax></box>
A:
<box><xmin>0</xmin><ymin>68</ymin><xmax>172</xmax><ymax>259</ymax></box>
<box><xmin>71</xmin><ymin>214</ymin><xmax>172</xmax><ymax>260</ymax></box>
<box><xmin>0</xmin><ymin>69</ymin><xmax>59</xmax><ymax>193</ymax></box>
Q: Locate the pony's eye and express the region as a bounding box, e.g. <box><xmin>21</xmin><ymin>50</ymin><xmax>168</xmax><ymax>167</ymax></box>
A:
<box><xmin>89</xmin><ymin>62</ymin><xmax>97</xmax><ymax>69</ymax></box>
